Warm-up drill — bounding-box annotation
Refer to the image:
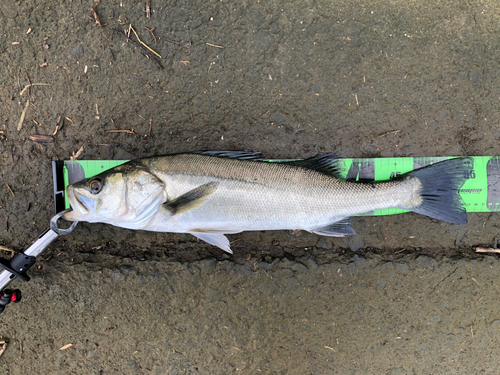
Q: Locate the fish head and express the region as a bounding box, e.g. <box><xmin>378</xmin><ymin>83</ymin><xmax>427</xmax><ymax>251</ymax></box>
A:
<box><xmin>63</xmin><ymin>166</ymin><xmax>166</xmax><ymax>229</ymax></box>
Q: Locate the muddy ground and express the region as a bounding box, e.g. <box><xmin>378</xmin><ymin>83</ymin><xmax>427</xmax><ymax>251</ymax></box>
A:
<box><xmin>1</xmin><ymin>0</ymin><xmax>500</xmax><ymax>373</ymax></box>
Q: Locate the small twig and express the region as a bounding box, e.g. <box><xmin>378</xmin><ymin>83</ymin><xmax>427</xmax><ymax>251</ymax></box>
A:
<box><xmin>166</xmin><ymin>39</ymin><xmax>181</xmax><ymax>45</ymax></box>
<box><xmin>148</xmin><ymin>118</ymin><xmax>152</xmax><ymax>137</ymax></box>
<box><xmin>29</xmin><ymin>135</ymin><xmax>54</xmax><ymax>143</ymax></box>
<box><xmin>427</xmin><ymin>267</ymin><xmax>458</xmax><ymax>299</ymax></box>
<box><xmin>59</xmin><ymin>343</ymin><xmax>73</xmax><ymax>351</ymax></box>
<box><xmin>25</xmin><ymin>71</ymin><xmax>32</xmax><ymax>96</ymax></box>
<box><xmin>53</xmin><ymin>114</ymin><xmax>62</xmax><ymax>136</ymax></box>
<box><xmin>0</xmin><ymin>340</ymin><xmax>7</xmax><ymax>358</ymax></box>
<box><xmin>129</xmin><ymin>26</ymin><xmax>161</xmax><ymax>58</ymax></box>
<box><xmin>70</xmin><ymin>146</ymin><xmax>84</xmax><ymax>161</ymax></box>
<box><xmin>108</xmin><ymin>27</ymin><xmax>162</xmax><ymax>69</ymax></box>
<box><xmin>19</xmin><ymin>83</ymin><xmax>50</xmax><ymax>97</ymax></box>
<box><xmin>106</xmin><ymin>129</ymin><xmax>135</xmax><ymax>134</ymax></box>
<box><xmin>0</xmin><ymin>246</ymin><xmax>15</xmax><ymax>257</ymax></box>
<box><xmin>143</xmin><ymin>27</ymin><xmax>157</xmax><ymax>43</ymax></box>
<box><xmin>145</xmin><ymin>0</ymin><xmax>151</xmax><ymax>19</ymax></box>
<box><xmin>90</xmin><ymin>7</ymin><xmax>103</xmax><ymax>27</ymax></box>
<box><xmin>475</xmin><ymin>247</ymin><xmax>500</xmax><ymax>253</ymax></box>
<box><xmin>17</xmin><ymin>101</ymin><xmax>30</xmax><ymax>131</ymax></box>
<box><xmin>6</xmin><ymin>184</ymin><xmax>15</xmax><ymax>198</ymax></box>
<box><xmin>377</xmin><ymin>129</ymin><xmax>401</xmax><ymax>138</ymax></box>
<box><xmin>206</xmin><ymin>42</ymin><xmax>224</xmax><ymax>49</ymax></box>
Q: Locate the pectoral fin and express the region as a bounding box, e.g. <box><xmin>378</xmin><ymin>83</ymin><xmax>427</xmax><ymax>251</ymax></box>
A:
<box><xmin>310</xmin><ymin>219</ymin><xmax>356</xmax><ymax>237</ymax></box>
<box><xmin>191</xmin><ymin>232</ymin><xmax>233</xmax><ymax>254</ymax></box>
<box><xmin>164</xmin><ymin>182</ymin><xmax>218</xmax><ymax>215</ymax></box>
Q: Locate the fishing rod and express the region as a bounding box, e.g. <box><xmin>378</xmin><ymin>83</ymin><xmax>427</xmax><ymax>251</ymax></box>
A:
<box><xmin>0</xmin><ymin>210</ymin><xmax>77</xmax><ymax>314</ymax></box>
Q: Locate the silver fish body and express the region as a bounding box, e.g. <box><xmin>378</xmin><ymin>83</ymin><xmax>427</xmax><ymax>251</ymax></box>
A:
<box><xmin>64</xmin><ymin>152</ymin><xmax>469</xmax><ymax>253</ymax></box>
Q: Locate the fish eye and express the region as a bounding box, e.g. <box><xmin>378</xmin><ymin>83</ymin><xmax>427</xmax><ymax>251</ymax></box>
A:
<box><xmin>89</xmin><ymin>178</ymin><xmax>103</xmax><ymax>194</ymax></box>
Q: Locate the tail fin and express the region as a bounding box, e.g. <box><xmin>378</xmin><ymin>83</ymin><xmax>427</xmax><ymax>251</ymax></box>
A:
<box><xmin>406</xmin><ymin>158</ymin><xmax>470</xmax><ymax>224</ymax></box>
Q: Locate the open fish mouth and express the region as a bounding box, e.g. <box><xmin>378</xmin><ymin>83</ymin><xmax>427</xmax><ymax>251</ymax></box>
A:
<box><xmin>63</xmin><ymin>186</ymin><xmax>96</xmax><ymax>220</ymax></box>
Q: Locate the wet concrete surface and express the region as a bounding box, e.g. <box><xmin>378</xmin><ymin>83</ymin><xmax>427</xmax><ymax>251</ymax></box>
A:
<box><xmin>3</xmin><ymin>255</ymin><xmax>500</xmax><ymax>374</ymax></box>
<box><xmin>1</xmin><ymin>0</ymin><xmax>500</xmax><ymax>373</ymax></box>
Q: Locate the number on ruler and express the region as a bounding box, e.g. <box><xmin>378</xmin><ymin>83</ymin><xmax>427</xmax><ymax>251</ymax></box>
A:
<box><xmin>390</xmin><ymin>171</ymin><xmax>401</xmax><ymax>179</ymax></box>
<box><xmin>463</xmin><ymin>170</ymin><xmax>476</xmax><ymax>179</ymax></box>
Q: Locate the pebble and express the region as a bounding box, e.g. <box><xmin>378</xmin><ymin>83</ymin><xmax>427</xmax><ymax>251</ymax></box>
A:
<box><xmin>395</xmin><ymin>263</ymin><xmax>410</xmax><ymax>274</ymax></box>
<box><xmin>200</xmin><ymin>258</ymin><xmax>216</xmax><ymax>269</ymax></box>
<box><xmin>305</xmin><ymin>258</ymin><xmax>319</xmax><ymax>270</ymax></box>
<box><xmin>69</xmin><ymin>44</ymin><xmax>84</xmax><ymax>59</ymax></box>
<box><xmin>0</xmin><ymin>2</ymin><xmax>17</xmax><ymax>18</ymax></box>
<box><xmin>281</xmin><ymin>258</ymin><xmax>295</xmax><ymax>268</ymax></box>
<box><xmin>416</xmin><ymin>255</ymin><xmax>431</xmax><ymax>268</ymax></box>
<box><xmin>349</xmin><ymin>235</ymin><xmax>365</xmax><ymax>252</ymax></box>
<box><xmin>258</xmin><ymin>262</ymin><xmax>272</xmax><ymax>271</ymax></box>
<box><xmin>290</xmin><ymin>263</ymin><xmax>308</xmax><ymax>273</ymax></box>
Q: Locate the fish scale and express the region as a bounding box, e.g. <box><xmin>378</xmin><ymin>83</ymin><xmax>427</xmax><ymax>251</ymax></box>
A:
<box><xmin>145</xmin><ymin>155</ymin><xmax>410</xmax><ymax>226</ymax></box>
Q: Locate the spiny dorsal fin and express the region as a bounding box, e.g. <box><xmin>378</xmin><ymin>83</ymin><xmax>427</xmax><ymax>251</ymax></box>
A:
<box><xmin>195</xmin><ymin>150</ymin><xmax>343</xmax><ymax>176</ymax></box>
<box><xmin>194</xmin><ymin>150</ymin><xmax>263</xmax><ymax>160</ymax></box>
<box><xmin>164</xmin><ymin>182</ymin><xmax>218</xmax><ymax>215</ymax></box>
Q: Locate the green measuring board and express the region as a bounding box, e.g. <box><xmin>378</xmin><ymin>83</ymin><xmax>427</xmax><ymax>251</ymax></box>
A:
<box><xmin>52</xmin><ymin>156</ymin><xmax>500</xmax><ymax>215</ymax></box>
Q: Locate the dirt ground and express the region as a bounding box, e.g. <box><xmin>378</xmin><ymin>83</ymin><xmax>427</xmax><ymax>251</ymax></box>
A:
<box><xmin>1</xmin><ymin>0</ymin><xmax>500</xmax><ymax>373</ymax></box>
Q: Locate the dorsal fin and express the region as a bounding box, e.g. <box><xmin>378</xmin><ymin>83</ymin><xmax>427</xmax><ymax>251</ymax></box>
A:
<box><xmin>194</xmin><ymin>150</ymin><xmax>263</xmax><ymax>160</ymax></box>
<box><xmin>279</xmin><ymin>153</ymin><xmax>342</xmax><ymax>177</ymax></box>
<box><xmin>195</xmin><ymin>151</ymin><xmax>343</xmax><ymax>177</ymax></box>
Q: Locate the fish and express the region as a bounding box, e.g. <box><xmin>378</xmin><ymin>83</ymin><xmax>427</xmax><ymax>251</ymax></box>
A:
<box><xmin>63</xmin><ymin>151</ymin><xmax>470</xmax><ymax>254</ymax></box>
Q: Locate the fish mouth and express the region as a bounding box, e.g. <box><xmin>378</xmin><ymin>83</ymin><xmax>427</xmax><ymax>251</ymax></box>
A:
<box><xmin>63</xmin><ymin>186</ymin><xmax>95</xmax><ymax>220</ymax></box>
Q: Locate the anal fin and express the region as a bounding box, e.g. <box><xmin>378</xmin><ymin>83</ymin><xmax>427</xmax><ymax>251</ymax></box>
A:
<box><xmin>191</xmin><ymin>232</ymin><xmax>233</xmax><ymax>254</ymax></box>
<box><xmin>310</xmin><ymin>219</ymin><xmax>356</xmax><ymax>237</ymax></box>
